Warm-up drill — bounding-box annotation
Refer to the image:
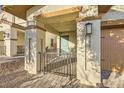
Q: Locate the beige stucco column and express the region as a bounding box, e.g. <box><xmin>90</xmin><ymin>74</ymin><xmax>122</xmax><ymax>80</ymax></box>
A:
<box><xmin>76</xmin><ymin>5</ymin><xmax>101</xmax><ymax>87</ymax></box>
<box><xmin>4</xmin><ymin>27</ymin><xmax>17</xmax><ymax>56</ymax></box>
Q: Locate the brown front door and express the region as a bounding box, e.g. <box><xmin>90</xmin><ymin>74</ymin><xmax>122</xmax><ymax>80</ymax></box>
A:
<box><xmin>101</xmin><ymin>28</ymin><xmax>124</xmax><ymax>71</ymax></box>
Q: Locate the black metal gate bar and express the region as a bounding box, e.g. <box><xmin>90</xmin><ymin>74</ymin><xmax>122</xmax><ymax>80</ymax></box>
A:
<box><xmin>42</xmin><ymin>51</ymin><xmax>77</xmax><ymax>79</ymax></box>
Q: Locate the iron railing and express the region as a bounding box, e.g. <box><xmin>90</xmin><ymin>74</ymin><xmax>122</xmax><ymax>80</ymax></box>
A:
<box><xmin>40</xmin><ymin>51</ymin><xmax>77</xmax><ymax>80</ymax></box>
<box><xmin>0</xmin><ymin>46</ymin><xmax>6</xmax><ymax>56</ymax></box>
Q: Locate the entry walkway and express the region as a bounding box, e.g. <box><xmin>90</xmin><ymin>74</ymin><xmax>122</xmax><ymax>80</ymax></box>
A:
<box><xmin>19</xmin><ymin>72</ymin><xmax>80</xmax><ymax>88</ymax></box>
<box><xmin>0</xmin><ymin>70</ymin><xmax>80</xmax><ymax>88</ymax></box>
<box><xmin>0</xmin><ymin>70</ymin><xmax>95</xmax><ymax>88</ymax></box>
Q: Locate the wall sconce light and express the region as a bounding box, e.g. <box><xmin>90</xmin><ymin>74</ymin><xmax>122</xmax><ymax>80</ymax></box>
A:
<box><xmin>3</xmin><ymin>32</ymin><xmax>10</xmax><ymax>38</ymax></box>
<box><xmin>85</xmin><ymin>22</ymin><xmax>93</xmax><ymax>70</ymax></box>
<box><xmin>85</xmin><ymin>22</ymin><xmax>92</xmax><ymax>35</ymax></box>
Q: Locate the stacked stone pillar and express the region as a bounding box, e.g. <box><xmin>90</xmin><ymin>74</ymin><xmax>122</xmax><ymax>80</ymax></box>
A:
<box><xmin>77</xmin><ymin>5</ymin><xmax>101</xmax><ymax>86</ymax></box>
<box><xmin>25</xmin><ymin>20</ymin><xmax>46</xmax><ymax>74</ymax></box>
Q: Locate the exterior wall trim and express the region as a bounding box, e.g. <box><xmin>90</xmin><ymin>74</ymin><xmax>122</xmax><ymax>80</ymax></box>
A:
<box><xmin>102</xmin><ymin>24</ymin><xmax>124</xmax><ymax>30</ymax></box>
<box><xmin>4</xmin><ymin>39</ymin><xmax>18</xmax><ymax>41</ymax></box>
<box><xmin>26</xmin><ymin>25</ymin><xmax>46</xmax><ymax>31</ymax></box>
<box><xmin>12</xmin><ymin>23</ymin><xmax>26</xmax><ymax>30</ymax></box>
<box><xmin>76</xmin><ymin>15</ymin><xmax>102</xmax><ymax>22</ymax></box>
<box><xmin>0</xmin><ymin>19</ymin><xmax>26</xmax><ymax>30</ymax></box>
<box><xmin>102</xmin><ymin>19</ymin><xmax>124</xmax><ymax>30</ymax></box>
<box><xmin>0</xmin><ymin>19</ymin><xmax>12</xmax><ymax>25</ymax></box>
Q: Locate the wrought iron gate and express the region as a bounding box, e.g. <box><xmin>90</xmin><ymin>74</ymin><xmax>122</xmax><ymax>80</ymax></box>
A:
<box><xmin>41</xmin><ymin>52</ymin><xmax>77</xmax><ymax>80</ymax></box>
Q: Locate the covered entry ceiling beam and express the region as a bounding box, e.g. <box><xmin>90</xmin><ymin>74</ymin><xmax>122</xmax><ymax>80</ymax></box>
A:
<box><xmin>36</xmin><ymin>6</ymin><xmax>81</xmax><ymax>18</ymax></box>
<box><xmin>35</xmin><ymin>6</ymin><xmax>81</xmax><ymax>32</ymax></box>
<box><xmin>35</xmin><ymin>6</ymin><xmax>80</xmax><ymax>24</ymax></box>
<box><xmin>37</xmin><ymin>5</ymin><xmax>112</xmax><ymax>19</ymax></box>
<box><xmin>36</xmin><ymin>12</ymin><xmax>79</xmax><ymax>24</ymax></box>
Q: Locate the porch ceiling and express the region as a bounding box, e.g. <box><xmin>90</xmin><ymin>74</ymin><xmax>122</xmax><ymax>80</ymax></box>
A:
<box><xmin>36</xmin><ymin>8</ymin><xmax>79</xmax><ymax>32</ymax></box>
<box><xmin>2</xmin><ymin>5</ymin><xmax>113</xmax><ymax>21</ymax></box>
<box><xmin>50</xmin><ymin>21</ymin><xmax>76</xmax><ymax>32</ymax></box>
<box><xmin>2</xmin><ymin>5</ymin><xmax>34</xmax><ymax>20</ymax></box>
<box><xmin>37</xmin><ymin>6</ymin><xmax>112</xmax><ymax>32</ymax></box>
<box><xmin>98</xmin><ymin>5</ymin><xmax>112</xmax><ymax>14</ymax></box>
<box><xmin>43</xmin><ymin>13</ymin><xmax>78</xmax><ymax>32</ymax></box>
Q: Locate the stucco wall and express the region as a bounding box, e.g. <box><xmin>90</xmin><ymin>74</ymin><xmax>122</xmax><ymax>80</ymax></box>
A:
<box><xmin>45</xmin><ymin>31</ymin><xmax>57</xmax><ymax>49</ymax></box>
<box><xmin>0</xmin><ymin>11</ymin><xmax>26</xmax><ymax>26</ymax></box>
<box><xmin>0</xmin><ymin>32</ymin><xmax>5</xmax><ymax>55</ymax></box>
<box><xmin>17</xmin><ymin>32</ymin><xmax>25</xmax><ymax>46</ymax></box>
<box><xmin>0</xmin><ymin>11</ymin><xmax>13</xmax><ymax>22</ymax></box>
<box><xmin>68</xmin><ymin>31</ymin><xmax>77</xmax><ymax>51</ymax></box>
<box><xmin>0</xmin><ymin>32</ymin><xmax>4</xmax><ymax>45</ymax></box>
<box><xmin>102</xmin><ymin>11</ymin><xmax>124</xmax><ymax>21</ymax></box>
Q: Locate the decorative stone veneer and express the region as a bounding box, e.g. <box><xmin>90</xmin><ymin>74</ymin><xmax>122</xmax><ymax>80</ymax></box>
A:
<box><xmin>77</xmin><ymin>19</ymin><xmax>101</xmax><ymax>86</ymax></box>
<box><xmin>79</xmin><ymin>5</ymin><xmax>98</xmax><ymax>18</ymax></box>
<box><xmin>25</xmin><ymin>6</ymin><xmax>48</xmax><ymax>74</ymax></box>
<box><xmin>25</xmin><ymin>27</ymin><xmax>37</xmax><ymax>74</ymax></box>
<box><xmin>25</xmin><ymin>20</ymin><xmax>46</xmax><ymax>74</ymax></box>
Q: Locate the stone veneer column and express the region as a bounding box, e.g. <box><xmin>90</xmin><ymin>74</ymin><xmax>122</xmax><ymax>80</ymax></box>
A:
<box><xmin>4</xmin><ymin>27</ymin><xmax>17</xmax><ymax>56</ymax></box>
<box><xmin>25</xmin><ymin>20</ymin><xmax>46</xmax><ymax>74</ymax></box>
<box><xmin>77</xmin><ymin>5</ymin><xmax>101</xmax><ymax>87</ymax></box>
<box><xmin>24</xmin><ymin>5</ymin><xmax>48</xmax><ymax>74</ymax></box>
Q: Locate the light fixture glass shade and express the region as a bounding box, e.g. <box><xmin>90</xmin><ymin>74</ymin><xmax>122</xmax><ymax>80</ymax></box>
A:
<box><xmin>85</xmin><ymin>23</ymin><xmax>92</xmax><ymax>35</ymax></box>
